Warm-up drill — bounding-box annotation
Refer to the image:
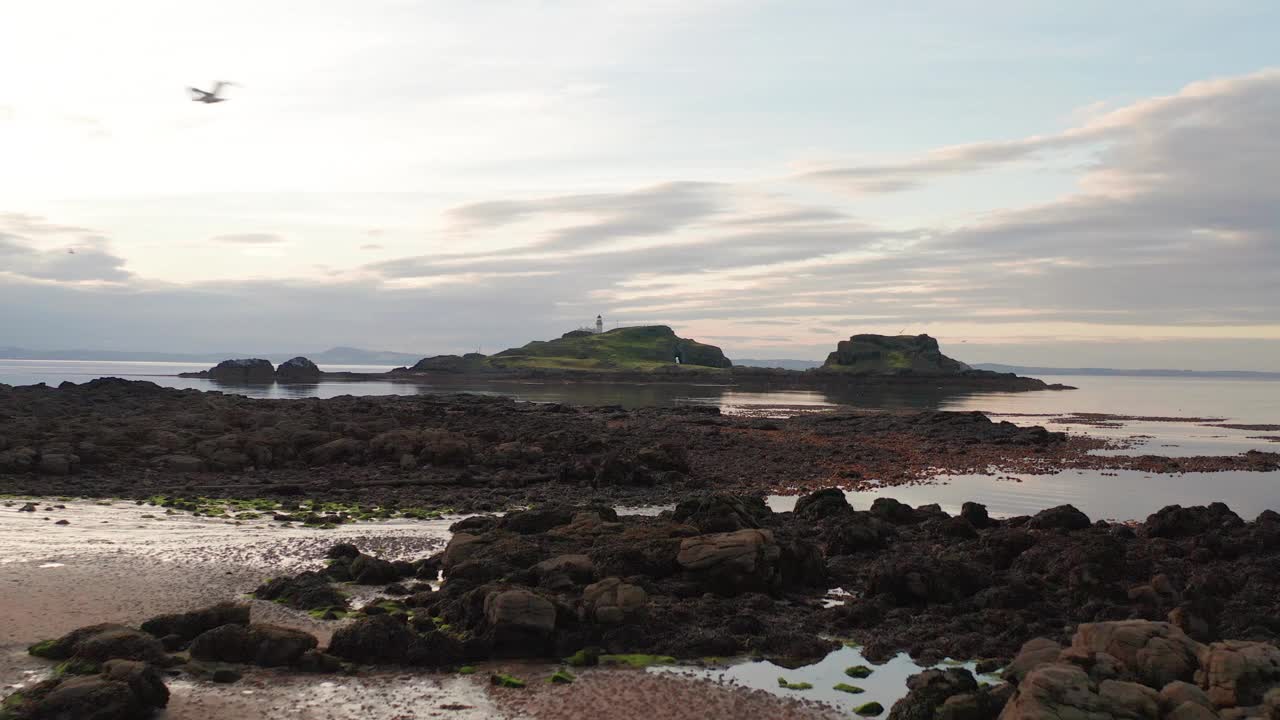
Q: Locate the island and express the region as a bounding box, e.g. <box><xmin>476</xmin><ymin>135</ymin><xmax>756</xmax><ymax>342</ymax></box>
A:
<box><xmin>179</xmin><ymin>327</ymin><xmax>1071</xmax><ymax>391</ymax></box>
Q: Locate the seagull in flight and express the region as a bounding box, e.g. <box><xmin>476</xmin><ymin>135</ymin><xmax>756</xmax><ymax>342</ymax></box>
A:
<box><xmin>188</xmin><ymin>81</ymin><xmax>234</xmax><ymax>104</ymax></box>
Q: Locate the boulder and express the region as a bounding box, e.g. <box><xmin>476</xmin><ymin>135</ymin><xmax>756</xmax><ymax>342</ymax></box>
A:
<box><xmin>676</xmin><ymin>528</ymin><xmax>782</xmax><ymax>595</ymax></box>
<box><xmin>10</xmin><ymin>675</ymin><xmax>155</xmax><ymax>720</ymax></box>
<box><xmin>141</xmin><ymin>602</ymin><xmax>250</xmax><ymax>643</ymax></box>
<box><xmin>1159</xmin><ymin>681</ymin><xmax>1214</xmax><ymax>714</ymax></box>
<box><xmin>1070</xmin><ymin>621</ymin><xmax>1203</xmax><ymax>689</ymax></box>
<box><xmin>1000</xmin><ymin>664</ymin><xmax>1158</xmax><ymax>720</ymax></box>
<box><xmin>1004</xmin><ymin>638</ymin><xmax>1064</xmax><ymax>684</ymax></box>
<box><xmin>101</xmin><ymin>659</ymin><xmax>170</xmax><ymax>709</ymax></box>
<box><xmin>327</xmin><ymin>615</ymin><xmax>419</xmax><ymax>664</ymax></box>
<box><xmin>276</xmin><ymin>356</ymin><xmax>322</xmax><ymax>382</ymax></box>
<box><xmin>350</xmin><ymin>554</ymin><xmax>400</xmax><ymax>585</ymax></box>
<box><xmin>1196</xmin><ymin>640</ymin><xmax>1280</xmax><ymax>708</ymax></box>
<box><xmin>1028</xmin><ymin>505</ymin><xmax>1092</xmax><ymax>532</ymax></box>
<box><xmin>484</xmin><ymin>589</ymin><xmax>556</xmax><ymax>634</ymax></box>
<box><xmin>189</xmin><ymin>624</ymin><xmax>317</xmax><ymax>667</ymax></box>
<box><xmin>534</xmin><ymin>554</ymin><xmax>595</xmax><ymax>589</ymax></box>
<box><xmin>961</xmin><ymin>502</ymin><xmax>993</xmax><ymax>529</ymax></box>
<box><xmin>793</xmin><ymin>487</ymin><xmax>853</xmax><ymax>520</ymax></box>
<box><xmin>888</xmin><ymin>668</ymin><xmax>979</xmax><ymax>720</ymax></box>
<box><xmin>582</xmin><ymin>577</ymin><xmax>647</xmax><ymax>624</ymax></box>
<box><xmin>70</xmin><ymin>627</ymin><xmax>170</xmax><ymax>665</ymax></box>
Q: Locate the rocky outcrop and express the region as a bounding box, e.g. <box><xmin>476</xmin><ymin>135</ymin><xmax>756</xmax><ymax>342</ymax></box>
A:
<box><xmin>182</xmin><ymin>358</ymin><xmax>276</xmax><ymax>383</ymax></box>
<box><xmin>821</xmin><ymin>334</ymin><xmax>971</xmax><ymax>375</ymax></box>
<box><xmin>275</xmin><ymin>356</ymin><xmax>321</xmax><ymax>382</ymax></box>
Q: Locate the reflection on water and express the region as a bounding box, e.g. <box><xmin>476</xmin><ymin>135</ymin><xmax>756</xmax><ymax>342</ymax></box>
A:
<box><xmin>767</xmin><ymin>468</ymin><xmax>1280</xmax><ymax>522</ymax></box>
<box><xmin>653</xmin><ymin>646</ymin><xmax>1000</xmax><ymax>715</ymax></box>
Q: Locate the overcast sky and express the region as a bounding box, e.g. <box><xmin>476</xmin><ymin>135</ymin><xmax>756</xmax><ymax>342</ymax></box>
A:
<box><xmin>2</xmin><ymin>1</ymin><xmax>1278</xmax><ymax>369</ymax></box>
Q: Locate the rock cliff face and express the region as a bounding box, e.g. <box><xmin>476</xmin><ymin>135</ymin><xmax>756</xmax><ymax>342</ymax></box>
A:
<box><xmin>822</xmin><ymin>334</ymin><xmax>970</xmax><ymax>375</ymax></box>
<box><xmin>205</xmin><ymin>358</ymin><xmax>276</xmax><ymax>383</ymax></box>
<box><xmin>275</xmin><ymin>357</ymin><xmax>321</xmax><ymax>382</ymax></box>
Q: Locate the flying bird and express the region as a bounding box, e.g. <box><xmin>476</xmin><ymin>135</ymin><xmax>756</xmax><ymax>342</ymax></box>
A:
<box><xmin>188</xmin><ymin>81</ymin><xmax>234</xmax><ymax>104</ymax></box>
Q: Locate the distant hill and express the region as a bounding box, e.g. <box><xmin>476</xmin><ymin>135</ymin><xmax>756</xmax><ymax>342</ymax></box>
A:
<box><xmin>0</xmin><ymin>346</ymin><xmax>422</xmax><ymax>366</ymax></box>
<box><xmin>487</xmin><ymin>326</ymin><xmax>732</xmax><ymax>371</ymax></box>
<box><xmin>735</xmin><ymin>358</ymin><xmax>823</xmax><ymax>371</ymax></box>
<box><xmin>973</xmin><ymin>363</ymin><xmax>1280</xmax><ymax>380</ymax></box>
<box><xmin>819</xmin><ymin>334</ymin><xmax>971</xmax><ymax>375</ymax></box>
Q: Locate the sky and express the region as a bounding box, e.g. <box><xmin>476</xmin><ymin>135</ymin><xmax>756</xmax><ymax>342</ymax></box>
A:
<box><xmin>2</xmin><ymin>1</ymin><xmax>1279</xmax><ymax>369</ymax></box>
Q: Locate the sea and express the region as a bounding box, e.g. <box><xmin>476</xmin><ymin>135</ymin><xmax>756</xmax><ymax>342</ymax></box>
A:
<box><xmin>1</xmin><ymin>358</ymin><xmax>1277</xmax><ymax>521</ymax></box>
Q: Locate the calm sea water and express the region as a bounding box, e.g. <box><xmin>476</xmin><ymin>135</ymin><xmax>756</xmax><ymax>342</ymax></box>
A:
<box><xmin>2</xmin><ymin>359</ymin><xmax>1277</xmax><ymax>519</ymax></box>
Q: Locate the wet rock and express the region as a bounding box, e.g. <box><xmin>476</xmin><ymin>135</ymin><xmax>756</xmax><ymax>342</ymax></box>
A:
<box><xmin>211</xmin><ymin>668</ymin><xmax>241</xmax><ymax>683</ymax></box>
<box><xmin>1028</xmin><ymin>505</ymin><xmax>1092</xmax><ymax>532</ymax></box>
<box><xmin>1196</xmin><ymin>640</ymin><xmax>1280</xmax><ymax>708</ymax></box>
<box><xmin>888</xmin><ymin>667</ymin><xmax>978</xmax><ymax>720</ymax></box>
<box><xmin>676</xmin><ymin>528</ymin><xmax>781</xmax><ymax>595</ymax></box>
<box><xmin>18</xmin><ymin>501</ymin><xmax>37</xmax><ymax>512</ymax></box>
<box><xmin>793</xmin><ymin>487</ymin><xmax>853</xmax><ymax>520</ymax></box>
<box><xmin>189</xmin><ymin>623</ymin><xmax>318</xmax><ymax>667</ymax></box>
<box><xmin>141</xmin><ymin>602</ymin><xmax>250</xmax><ymax>643</ymax></box>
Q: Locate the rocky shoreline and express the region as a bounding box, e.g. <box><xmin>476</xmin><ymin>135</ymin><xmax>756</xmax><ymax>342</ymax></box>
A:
<box><xmin>2</xmin><ymin>379</ymin><xmax>1273</xmax><ymax>514</ymax></box>
<box><xmin>3</xmin><ymin>379</ymin><xmax>1279</xmax><ymax>719</ymax></box>
<box><xmin>5</xmin><ymin>492</ymin><xmax>1280</xmax><ymax>720</ymax></box>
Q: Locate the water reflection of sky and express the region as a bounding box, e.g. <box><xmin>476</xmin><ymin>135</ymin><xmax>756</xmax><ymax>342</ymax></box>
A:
<box><xmin>767</xmin><ymin>469</ymin><xmax>1280</xmax><ymax>522</ymax></box>
<box><xmin>652</xmin><ymin>646</ymin><xmax>1000</xmax><ymax>716</ymax></box>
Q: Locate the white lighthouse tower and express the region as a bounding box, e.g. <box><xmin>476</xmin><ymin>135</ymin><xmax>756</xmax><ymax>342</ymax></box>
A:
<box><xmin>595</xmin><ymin>315</ymin><xmax>604</xmax><ymax>334</ymax></box>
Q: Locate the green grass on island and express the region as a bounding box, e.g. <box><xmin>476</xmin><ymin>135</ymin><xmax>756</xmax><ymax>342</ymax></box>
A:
<box><xmin>484</xmin><ymin>325</ymin><xmax>733</xmax><ymax>373</ymax></box>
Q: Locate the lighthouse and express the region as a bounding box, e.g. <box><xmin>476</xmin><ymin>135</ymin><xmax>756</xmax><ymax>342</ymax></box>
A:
<box><xmin>595</xmin><ymin>315</ymin><xmax>604</xmax><ymax>334</ymax></box>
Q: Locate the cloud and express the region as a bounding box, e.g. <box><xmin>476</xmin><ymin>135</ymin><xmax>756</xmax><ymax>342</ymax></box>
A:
<box><xmin>445</xmin><ymin>181</ymin><xmax>729</xmax><ymax>253</ymax></box>
<box><xmin>210</xmin><ymin>233</ymin><xmax>287</xmax><ymax>245</ymax></box>
<box><xmin>360</xmin><ymin>243</ymin><xmax>384</xmax><ymax>251</ymax></box>
<box><xmin>2</xmin><ymin>70</ymin><xmax>1280</xmax><ymax>369</ymax></box>
<box><xmin>0</xmin><ymin>234</ymin><xmax>132</xmax><ymax>283</ymax></box>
